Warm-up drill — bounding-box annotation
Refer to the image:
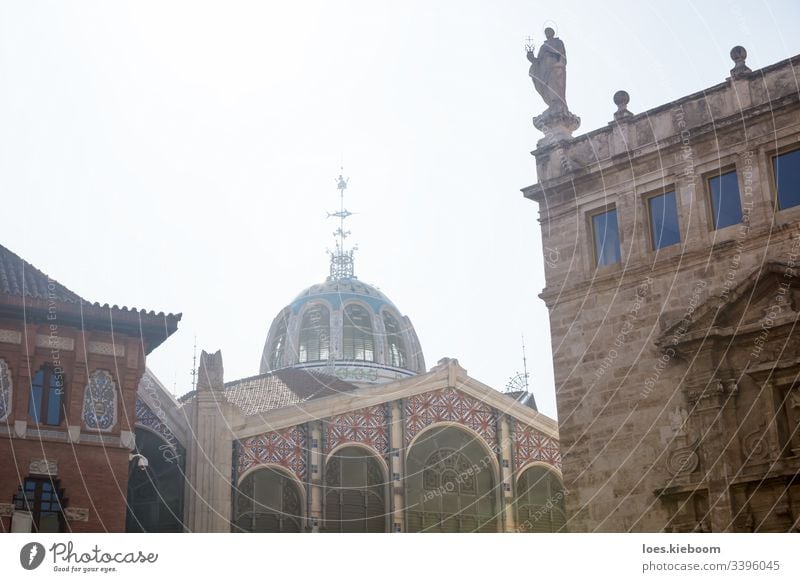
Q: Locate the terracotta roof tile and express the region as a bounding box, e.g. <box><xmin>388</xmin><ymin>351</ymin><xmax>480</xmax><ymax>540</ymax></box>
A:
<box><xmin>222</xmin><ymin>368</ymin><xmax>360</xmax><ymax>416</ymax></box>
<box><xmin>0</xmin><ymin>243</ymin><xmax>85</xmax><ymax>303</ymax></box>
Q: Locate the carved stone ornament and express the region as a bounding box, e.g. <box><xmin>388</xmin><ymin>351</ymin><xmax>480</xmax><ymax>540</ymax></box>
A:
<box><xmin>741</xmin><ymin>423</ymin><xmax>769</xmax><ymax>461</ymax></box>
<box><xmin>29</xmin><ymin>458</ymin><xmax>58</xmax><ymax>476</ymax></box>
<box><xmin>64</xmin><ymin>507</ymin><xmax>89</xmax><ymax>522</ymax></box>
<box><xmin>666</xmin><ymin>444</ymin><xmax>699</xmax><ymax>476</ymax></box>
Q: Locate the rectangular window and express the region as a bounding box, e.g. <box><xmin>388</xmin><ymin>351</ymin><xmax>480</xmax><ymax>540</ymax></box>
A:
<box><xmin>591</xmin><ymin>208</ymin><xmax>621</xmax><ymax>267</ymax></box>
<box><xmin>708</xmin><ymin>170</ymin><xmax>743</xmax><ymax>229</ymax></box>
<box><xmin>648</xmin><ymin>191</ymin><xmax>680</xmax><ymax>249</ymax></box>
<box><xmin>774</xmin><ymin>149</ymin><xmax>800</xmax><ymax>210</ymax></box>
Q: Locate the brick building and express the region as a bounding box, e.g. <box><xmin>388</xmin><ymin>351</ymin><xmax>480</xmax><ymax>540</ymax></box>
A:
<box><xmin>0</xmin><ymin>244</ymin><xmax>180</xmax><ymax>532</ymax></box>
<box><xmin>523</xmin><ymin>44</ymin><xmax>800</xmax><ymax>531</ymax></box>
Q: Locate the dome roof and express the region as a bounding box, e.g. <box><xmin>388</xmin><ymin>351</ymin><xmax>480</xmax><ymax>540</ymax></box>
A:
<box><xmin>260</xmin><ymin>277</ymin><xmax>425</xmax><ymax>384</ymax></box>
<box><xmin>289</xmin><ymin>277</ymin><xmax>397</xmax><ymax>314</ymax></box>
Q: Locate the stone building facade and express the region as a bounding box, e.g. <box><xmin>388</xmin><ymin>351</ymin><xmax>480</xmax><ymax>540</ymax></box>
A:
<box><xmin>523</xmin><ymin>48</ymin><xmax>800</xmax><ymax>531</ymax></box>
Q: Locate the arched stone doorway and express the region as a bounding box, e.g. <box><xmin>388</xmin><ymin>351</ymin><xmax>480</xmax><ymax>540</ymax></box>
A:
<box><xmin>406</xmin><ymin>425</ymin><xmax>499</xmax><ymax>532</ymax></box>
<box><xmin>324</xmin><ymin>446</ymin><xmax>387</xmax><ymax>532</ymax></box>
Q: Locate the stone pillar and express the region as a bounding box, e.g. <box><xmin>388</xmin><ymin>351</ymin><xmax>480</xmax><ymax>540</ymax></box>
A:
<box><xmin>688</xmin><ymin>377</ymin><xmax>739</xmax><ymax>532</ymax></box>
<box><xmin>184</xmin><ymin>350</ymin><xmax>242</xmax><ymax>532</ymax></box>
<box><xmin>309</xmin><ymin>421</ymin><xmax>323</xmax><ymax>532</ymax></box>
<box><xmin>389</xmin><ymin>399</ymin><xmax>405</xmax><ymax>532</ymax></box>
<box><xmin>499</xmin><ymin>415</ymin><xmax>516</xmax><ymax>532</ymax></box>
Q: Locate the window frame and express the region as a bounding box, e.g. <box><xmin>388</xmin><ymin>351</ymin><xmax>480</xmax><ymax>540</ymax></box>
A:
<box><xmin>28</xmin><ymin>364</ymin><xmax>66</xmax><ymax>427</ymax></box>
<box><xmin>342</xmin><ymin>303</ymin><xmax>376</xmax><ymax>362</ymax></box>
<box><xmin>381</xmin><ymin>310</ymin><xmax>408</xmax><ymax>369</ymax></box>
<box><xmin>770</xmin><ymin>146</ymin><xmax>800</xmax><ymax>212</ymax></box>
<box><xmin>297</xmin><ymin>303</ymin><xmax>331</xmax><ymax>364</ymax></box>
<box><xmin>705</xmin><ymin>166</ymin><xmax>743</xmax><ymax>231</ymax></box>
<box><xmin>13</xmin><ymin>477</ymin><xmax>66</xmax><ymax>533</ymax></box>
<box><xmin>588</xmin><ymin>205</ymin><xmax>622</xmax><ymax>268</ymax></box>
<box><xmin>645</xmin><ymin>188</ymin><xmax>681</xmax><ymax>251</ymax></box>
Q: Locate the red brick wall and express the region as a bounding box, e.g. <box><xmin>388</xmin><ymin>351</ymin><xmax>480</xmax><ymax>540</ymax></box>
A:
<box><xmin>0</xmin><ymin>439</ymin><xmax>129</xmax><ymax>532</ymax></box>
<box><xmin>0</xmin><ymin>317</ymin><xmax>146</xmax><ymax>533</ymax></box>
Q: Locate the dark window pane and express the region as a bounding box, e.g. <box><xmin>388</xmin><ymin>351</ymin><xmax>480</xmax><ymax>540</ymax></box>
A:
<box><xmin>709</xmin><ymin>171</ymin><xmax>743</xmax><ymax>229</ymax></box>
<box><xmin>774</xmin><ymin>149</ymin><xmax>800</xmax><ymax>210</ymax></box>
<box><xmin>592</xmin><ymin>209</ymin><xmax>621</xmax><ymax>267</ymax></box>
<box><xmin>29</xmin><ymin>384</ymin><xmax>43</xmax><ymax>423</ymax></box>
<box><xmin>46</xmin><ymin>376</ymin><xmax>62</xmax><ymax>425</ymax></box>
<box><xmin>649</xmin><ymin>191</ymin><xmax>681</xmax><ymax>249</ymax></box>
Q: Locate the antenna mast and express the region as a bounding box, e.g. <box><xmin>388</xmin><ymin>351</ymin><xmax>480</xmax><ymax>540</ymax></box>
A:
<box><xmin>190</xmin><ymin>335</ymin><xmax>198</xmax><ymax>392</ymax></box>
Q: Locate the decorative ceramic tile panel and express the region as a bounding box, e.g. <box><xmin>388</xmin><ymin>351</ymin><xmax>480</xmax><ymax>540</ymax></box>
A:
<box><xmin>35</xmin><ymin>335</ymin><xmax>74</xmax><ymax>350</ymax></box>
<box><xmin>238</xmin><ymin>425</ymin><xmax>307</xmax><ymax>481</ymax></box>
<box><xmin>405</xmin><ymin>387</ymin><xmax>499</xmax><ymax>453</ymax></box>
<box><xmin>326</xmin><ymin>404</ymin><xmax>388</xmax><ymax>455</ymax></box>
<box><xmin>0</xmin><ymin>329</ymin><xmax>21</xmax><ymax>344</ymax></box>
<box><xmin>513</xmin><ymin>423</ymin><xmax>561</xmax><ymax>471</ymax></box>
<box><xmin>82</xmin><ymin>370</ymin><xmax>117</xmax><ymax>431</ymax></box>
<box><xmin>0</xmin><ymin>359</ymin><xmax>11</xmax><ymax>421</ymax></box>
<box><xmin>135</xmin><ymin>396</ymin><xmax>178</xmax><ymax>448</ymax></box>
<box><xmin>87</xmin><ymin>341</ymin><xmax>125</xmax><ymax>357</ymax></box>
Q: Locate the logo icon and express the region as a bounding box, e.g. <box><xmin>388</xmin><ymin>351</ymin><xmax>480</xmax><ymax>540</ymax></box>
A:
<box><xmin>20</xmin><ymin>542</ymin><xmax>46</xmax><ymax>570</ymax></box>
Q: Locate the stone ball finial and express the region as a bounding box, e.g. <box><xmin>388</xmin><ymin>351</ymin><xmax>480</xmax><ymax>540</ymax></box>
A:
<box><xmin>613</xmin><ymin>90</ymin><xmax>633</xmax><ymax>121</ymax></box>
<box><xmin>729</xmin><ymin>45</ymin><xmax>751</xmax><ymax>78</ymax></box>
<box><xmin>613</xmin><ymin>90</ymin><xmax>629</xmax><ymax>108</ymax></box>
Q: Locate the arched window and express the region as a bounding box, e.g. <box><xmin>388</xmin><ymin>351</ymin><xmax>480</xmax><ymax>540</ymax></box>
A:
<box><xmin>13</xmin><ymin>477</ymin><xmax>65</xmax><ymax>532</ymax></box>
<box><xmin>29</xmin><ymin>365</ymin><xmax>65</xmax><ymax>426</ymax></box>
<box><xmin>269</xmin><ymin>310</ymin><xmax>289</xmax><ymax>370</ymax></box>
<box><xmin>343</xmin><ymin>304</ymin><xmax>375</xmax><ymax>362</ymax></box>
<box><xmin>298</xmin><ymin>305</ymin><xmax>330</xmax><ymax>363</ymax></box>
<box><xmin>515</xmin><ymin>466</ymin><xmax>566</xmax><ymax>532</ymax></box>
<box><xmin>0</xmin><ymin>358</ymin><xmax>12</xmax><ymax>421</ymax></box>
<box><xmin>82</xmin><ymin>370</ymin><xmax>117</xmax><ymax>431</ymax></box>
<box><xmin>324</xmin><ymin>447</ymin><xmax>386</xmax><ymax>532</ymax></box>
<box><xmin>406</xmin><ymin>426</ymin><xmax>498</xmax><ymax>532</ymax></box>
<box><xmin>382</xmin><ymin>311</ymin><xmax>407</xmax><ymax>368</ymax></box>
<box><xmin>233</xmin><ymin>468</ymin><xmax>303</xmax><ymax>532</ymax></box>
<box><xmin>126</xmin><ymin>429</ymin><xmax>185</xmax><ymax>533</ymax></box>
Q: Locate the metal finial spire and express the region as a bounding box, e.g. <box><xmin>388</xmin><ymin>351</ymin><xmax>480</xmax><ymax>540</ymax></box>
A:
<box><xmin>506</xmin><ymin>334</ymin><xmax>530</xmax><ymax>393</ymax></box>
<box><xmin>327</xmin><ymin>168</ymin><xmax>357</xmax><ymax>280</ymax></box>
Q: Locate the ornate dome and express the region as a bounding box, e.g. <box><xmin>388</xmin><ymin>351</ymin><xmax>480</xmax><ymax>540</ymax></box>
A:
<box><xmin>260</xmin><ymin>277</ymin><xmax>425</xmax><ymax>384</ymax></box>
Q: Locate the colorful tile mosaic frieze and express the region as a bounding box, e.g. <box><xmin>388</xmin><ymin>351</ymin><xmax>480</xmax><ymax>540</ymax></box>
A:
<box><xmin>405</xmin><ymin>387</ymin><xmax>499</xmax><ymax>453</ymax></box>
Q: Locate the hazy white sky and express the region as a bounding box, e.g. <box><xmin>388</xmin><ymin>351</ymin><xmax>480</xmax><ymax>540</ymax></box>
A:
<box><xmin>1</xmin><ymin>0</ymin><xmax>798</xmax><ymax>418</ymax></box>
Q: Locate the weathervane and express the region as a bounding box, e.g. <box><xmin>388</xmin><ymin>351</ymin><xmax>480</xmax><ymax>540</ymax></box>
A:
<box><xmin>505</xmin><ymin>335</ymin><xmax>530</xmax><ymax>393</ymax></box>
<box><xmin>327</xmin><ymin>168</ymin><xmax>358</xmax><ymax>280</ymax></box>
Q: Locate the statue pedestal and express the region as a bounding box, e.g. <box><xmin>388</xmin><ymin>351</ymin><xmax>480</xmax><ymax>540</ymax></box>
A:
<box><xmin>533</xmin><ymin>108</ymin><xmax>581</xmax><ymax>147</ymax></box>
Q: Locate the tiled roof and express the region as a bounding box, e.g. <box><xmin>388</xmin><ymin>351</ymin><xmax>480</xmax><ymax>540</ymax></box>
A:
<box><xmin>222</xmin><ymin>368</ymin><xmax>361</xmax><ymax>416</ymax></box>
<box><xmin>0</xmin><ymin>244</ymin><xmax>85</xmax><ymax>303</ymax></box>
<box><xmin>0</xmin><ymin>243</ymin><xmax>180</xmax><ymax>321</ymax></box>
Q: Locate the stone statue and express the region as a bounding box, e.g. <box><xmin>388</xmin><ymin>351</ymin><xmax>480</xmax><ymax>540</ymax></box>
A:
<box><xmin>525</xmin><ymin>27</ymin><xmax>580</xmax><ymax>146</ymax></box>
<box><xmin>527</xmin><ymin>27</ymin><xmax>567</xmax><ymax>113</ymax></box>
